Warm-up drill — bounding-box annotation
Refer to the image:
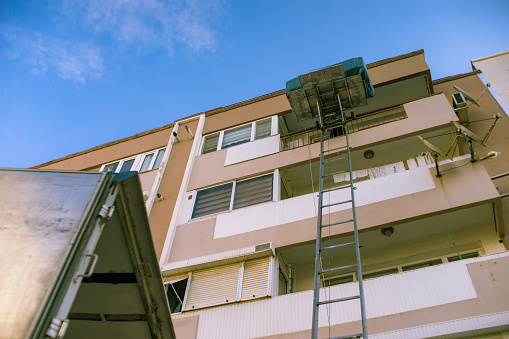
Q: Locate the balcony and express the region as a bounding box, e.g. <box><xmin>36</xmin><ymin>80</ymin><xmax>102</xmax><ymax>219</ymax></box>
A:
<box><xmin>280</xmin><ymin>104</ymin><xmax>408</xmax><ymax>152</ymax></box>
<box><xmin>171</xmin><ymin>251</ymin><xmax>509</xmax><ymax>339</ymax></box>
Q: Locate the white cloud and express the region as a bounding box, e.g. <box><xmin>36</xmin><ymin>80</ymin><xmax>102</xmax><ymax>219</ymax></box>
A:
<box><xmin>1</xmin><ymin>26</ymin><xmax>104</xmax><ymax>84</ymax></box>
<box><xmin>65</xmin><ymin>0</ymin><xmax>221</xmax><ymax>54</ymax></box>
<box><xmin>1</xmin><ymin>1</ymin><xmax>222</xmax><ymax>83</ymax></box>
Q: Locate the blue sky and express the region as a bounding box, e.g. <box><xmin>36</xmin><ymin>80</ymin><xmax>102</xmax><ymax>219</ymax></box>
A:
<box><xmin>1</xmin><ymin>0</ymin><xmax>508</xmax><ymax>168</ymax></box>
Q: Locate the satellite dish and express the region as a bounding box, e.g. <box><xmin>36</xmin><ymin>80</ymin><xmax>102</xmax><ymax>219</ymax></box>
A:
<box><xmin>453</xmin><ymin>83</ymin><xmax>490</xmax><ymax>108</ymax></box>
<box><xmin>451</xmin><ymin>121</ymin><xmax>487</xmax><ymax>147</ymax></box>
<box><xmin>417</xmin><ymin>136</ymin><xmax>449</xmax><ymax>158</ymax></box>
<box><xmin>453</xmin><ymin>86</ymin><xmax>480</xmax><ymax>107</ymax></box>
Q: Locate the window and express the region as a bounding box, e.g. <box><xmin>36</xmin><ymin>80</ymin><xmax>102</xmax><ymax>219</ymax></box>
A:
<box><xmin>165</xmin><ymin>277</ymin><xmax>189</xmax><ymax>314</ymax></box>
<box><xmin>192</xmin><ymin>173</ymin><xmax>274</xmax><ymax>219</ymax></box>
<box><xmin>192</xmin><ymin>183</ymin><xmax>233</xmax><ymax>218</ymax></box>
<box><xmin>222</xmin><ymin>124</ymin><xmax>251</xmax><ymax>149</ymax></box>
<box><xmin>322</xmin><ymin>273</ymin><xmax>355</xmax><ymax>287</ymax></box>
<box><xmin>363</xmin><ymin>268</ymin><xmax>399</xmax><ymax>280</ymax></box>
<box><xmin>201</xmin><ymin>117</ymin><xmax>276</xmax><ymax>155</ymax></box>
<box><xmin>447</xmin><ymin>251</ymin><xmax>479</xmax><ymax>262</ymax></box>
<box><xmin>100</xmin><ymin>147</ymin><xmax>166</xmax><ymax>173</ymax></box>
<box><xmin>171</xmin><ymin>257</ymin><xmax>272</xmax><ymax>312</ymax></box>
<box><xmin>401</xmin><ymin>259</ymin><xmax>443</xmax><ymax>272</ymax></box>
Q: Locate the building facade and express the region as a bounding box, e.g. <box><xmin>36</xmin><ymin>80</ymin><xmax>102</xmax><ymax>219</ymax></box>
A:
<box><xmin>34</xmin><ymin>50</ymin><xmax>509</xmax><ymax>338</ymax></box>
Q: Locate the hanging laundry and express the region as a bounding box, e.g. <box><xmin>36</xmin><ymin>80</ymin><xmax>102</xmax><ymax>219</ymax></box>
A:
<box><xmin>406</xmin><ymin>158</ymin><xmax>418</xmax><ymax>170</ymax></box>
<box><xmin>355</xmin><ymin>169</ymin><xmax>368</xmax><ymax>178</ymax></box>
<box><xmin>333</xmin><ymin>172</ymin><xmax>347</xmax><ymax>183</ymax></box>
<box><xmin>367</xmin><ymin>167</ymin><xmax>382</xmax><ymax>179</ymax></box>
<box><xmin>416</xmin><ymin>156</ymin><xmax>427</xmax><ymax>167</ymax></box>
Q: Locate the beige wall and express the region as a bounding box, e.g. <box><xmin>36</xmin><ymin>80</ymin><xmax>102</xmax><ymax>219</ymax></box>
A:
<box><xmin>188</xmin><ymin>94</ymin><xmax>457</xmax><ymax>192</ymax></box>
<box><xmin>472</xmin><ymin>51</ymin><xmax>509</xmax><ymax>109</ymax></box>
<box><xmin>368</xmin><ymin>53</ymin><xmax>430</xmax><ymax>88</ymax></box>
<box><xmin>169</xmin><ymin>162</ymin><xmax>499</xmax><ymax>263</ymax></box>
<box><xmin>149</xmin><ymin>119</ymin><xmax>200</xmax><ymax>258</ymax></box>
<box><xmin>434</xmin><ymin>73</ymin><xmax>509</xmax><ymax>246</ymax></box>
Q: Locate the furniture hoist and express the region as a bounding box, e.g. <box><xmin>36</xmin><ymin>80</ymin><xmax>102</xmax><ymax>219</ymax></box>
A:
<box><xmin>285</xmin><ymin>58</ymin><xmax>374</xmax><ymax>339</ymax></box>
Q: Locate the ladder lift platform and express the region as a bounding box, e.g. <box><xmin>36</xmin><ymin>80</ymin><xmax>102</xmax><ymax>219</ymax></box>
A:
<box><xmin>286</xmin><ymin>57</ymin><xmax>374</xmax><ymax>339</ymax></box>
<box><xmin>286</xmin><ymin>57</ymin><xmax>374</xmax><ymax>128</ymax></box>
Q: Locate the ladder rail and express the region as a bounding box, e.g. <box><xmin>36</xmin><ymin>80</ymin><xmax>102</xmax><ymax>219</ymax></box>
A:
<box><xmin>311</xmin><ymin>98</ymin><xmax>368</xmax><ymax>339</ymax></box>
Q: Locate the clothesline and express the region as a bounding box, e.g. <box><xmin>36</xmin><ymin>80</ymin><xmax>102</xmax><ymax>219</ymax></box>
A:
<box><xmin>333</xmin><ymin>152</ymin><xmax>435</xmax><ymax>183</ymax></box>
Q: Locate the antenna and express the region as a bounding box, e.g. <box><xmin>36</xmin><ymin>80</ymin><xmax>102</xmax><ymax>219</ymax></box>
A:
<box><xmin>450</xmin><ymin>114</ymin><xmax>501</xmax><ymax>162</ymax></box>
<box><xmin>453</xmin><ymin>83</ymin><xmax>491</xmax><ymax>107</ymax></box>
<box><xmin>416</xmin><ymin>136</ymin><xmax>449</xmax><ymax>177</ymax></box>
<box><xmin>451</xmin><ymin>121</ymin><xmax>486</xmax><ymax>146</ymax></box>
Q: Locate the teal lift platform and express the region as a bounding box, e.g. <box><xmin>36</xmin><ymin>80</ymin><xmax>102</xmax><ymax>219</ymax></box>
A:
<box><xmin>286</xmin><ymin>57</ymin><xmax>374</xmax><ymax>128</ymax></box>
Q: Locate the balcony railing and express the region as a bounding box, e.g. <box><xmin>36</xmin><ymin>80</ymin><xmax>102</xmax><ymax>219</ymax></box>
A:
<box><xmin>170</xmin><ymin>252</ymin><xmax>509</xmax><ymax>339</ymax></box>
<box><xmin>280</xmin><ymin>104</ymin><xmax>407</xmax><ymax>151</ymax></box>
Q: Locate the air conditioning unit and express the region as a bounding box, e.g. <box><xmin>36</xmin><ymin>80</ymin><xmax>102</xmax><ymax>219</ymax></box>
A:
<box><xmin>452</xmin><ymin>92</ymin><xmax>469</xmax><ymax>123</ymax></box>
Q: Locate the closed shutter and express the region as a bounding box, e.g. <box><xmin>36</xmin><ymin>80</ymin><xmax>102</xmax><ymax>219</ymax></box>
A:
<box><xmin>192</xmin><ymin>183</ymin><xmax>233</xmax><ymax>218</ymax></box>
<box><xmin>233</xmin><ymin>174</ymin><xmax>273</xmax><ymax>209</ymax></box>
<box><xmin>202</xmin><ymin>133</ymin><xmax>219</xmax><ymax>154</ymax></box>
<box><xmin>255</xmin><ymin>118</ymin><xmax>272</xmax><ymax>140</ymax></box>
<box><xmin>184</xmin><ymin>263</ymin><xmax>240</xmax><ymax>311</ymax></box>
<box><xmin>222</xmin><ymin>124</ymin><xmax>251</xmax><ymax>149</ymax></box>
<box><xmin>241</xmin><ymin>257</ymin><xmax>270</xmax><ymax>300</ymax></box>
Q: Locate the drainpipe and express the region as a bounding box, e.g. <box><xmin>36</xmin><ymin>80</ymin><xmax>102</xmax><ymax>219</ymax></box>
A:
<box><xmin>159</xmin><ymin>114</ymin><xmax>206</xmax><ymax>268</ymax></box>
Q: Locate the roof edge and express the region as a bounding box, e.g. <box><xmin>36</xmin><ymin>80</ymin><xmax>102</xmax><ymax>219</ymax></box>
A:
<box><xmin>366</xmin><ymin>49</ymin><xmax>425</xmax><ymax>68</ymax></box>
<box><xmin>31</xmin><ymin>123</ymin><xmax>175</xmax><ymax>169</ymax></box>
<box><xmin>204</xmin><ymin>89</ymin><xmax>286</xmax><ymax>117</ymax></box>
<box><xmin>432</xmin><ymin>70</ymin><xmax>482</xmax><ymax>85</ymax></box>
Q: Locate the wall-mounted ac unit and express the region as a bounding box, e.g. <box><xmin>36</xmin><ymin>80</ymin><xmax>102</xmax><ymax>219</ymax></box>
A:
<box><xmin>452</xmin><ymin>92</ymin><xmax>469</xmax><ymax>123</ymax></box>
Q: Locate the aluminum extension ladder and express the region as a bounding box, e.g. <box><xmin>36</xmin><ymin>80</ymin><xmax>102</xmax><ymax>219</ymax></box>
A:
<box><xmin>311</xmin><ymin>111</ymin><xmax>368</xmax><ymax>339</ymax></box>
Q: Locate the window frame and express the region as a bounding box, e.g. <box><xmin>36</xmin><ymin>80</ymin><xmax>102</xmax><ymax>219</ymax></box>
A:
<box><xmin>190</xmin><ymin>171</ymin><xmax>277</xmax><ymax>220</ymax></box>
<box><xmin>200</xmin><ymin>116</ymin><xmax>277</xmax><ymax>155</ymax></box>
<box><xmin>100</xmin><ymin>147</ymin><xmax>166</xmax><ymax>173</ymax></box>
<box><xmin>164</xmin><ymin>273</ymin><xmax>192</xmax><ymax>314</ymax></box>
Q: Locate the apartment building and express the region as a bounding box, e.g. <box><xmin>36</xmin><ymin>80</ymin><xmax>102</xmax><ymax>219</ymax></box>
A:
<box><xmin>34</xmin><ymin>50</ymin><xmax>509</xmax><ymax>338</ymax></box>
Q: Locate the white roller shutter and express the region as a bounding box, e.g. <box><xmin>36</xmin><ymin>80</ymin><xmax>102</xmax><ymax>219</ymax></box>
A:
<box><xmin>184</xmin><ymin>263</ymin><xmax>240</xmax><ymax>311</ymax></box>
<box><xmin>241</xmin><ymin>257</ymin><xmax>270</xmax><ymax>300</ymax></box>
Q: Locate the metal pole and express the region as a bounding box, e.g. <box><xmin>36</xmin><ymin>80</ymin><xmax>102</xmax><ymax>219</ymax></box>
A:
<box><xmin>344</xmin><ymin>114</ymin><xmax>368</xmax><ymax>339</ymax></box>
<box><xmin>311</xmin><ymin>128</ymin><xmax>324</xmax><ymax>339</ymax></box>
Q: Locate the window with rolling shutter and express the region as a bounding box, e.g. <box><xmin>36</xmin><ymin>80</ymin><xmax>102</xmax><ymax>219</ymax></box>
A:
<box><xmin>184</xmin><ymin>263</ymin><xmax>241</xmax><ymax>311</ymax></box>
<box><xmin>241</xmin><ymin>257</ymin><xmax>270</xmax><ymax>300</ymax></box>
<box><xmin>192</xmin><ymin>183</ymin><xmax>233</xmax><ymax>218</ymax></box>
<box><xmin>255</xmin><ymin>118</ymin><xmax>272</xmax><ymax>140</ymax></box>
<box><xmin>233</xmin><ymin>174</ymin><xmax>273</xmax><ymax>209</ymax></box>
<box><xmin>222</xmin><ymin>124</ymin><xmax>252</xmax><ymax>149</ymax></box>
<box><xmin>191</xmin><ymin>173</ymin><xmax>274</xmax><ymax>219</ymax></box>
<box><xmin>202</xmin><ymin>133</ymin><xmax>220</xmax><ymax>154</ymax></box>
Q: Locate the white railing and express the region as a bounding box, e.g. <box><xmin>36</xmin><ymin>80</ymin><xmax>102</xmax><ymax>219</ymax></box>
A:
<box><xmin>171</xmin><ymin>252</ymin><xmax>509</xmax><ymax>339</ymax></box>
<box><xmin>213</xmin><ymin>165</ymin><xmax>435</xmax><ymax>239</ymax></box>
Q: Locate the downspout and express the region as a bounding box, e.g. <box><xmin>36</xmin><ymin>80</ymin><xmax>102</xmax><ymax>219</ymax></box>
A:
<box><xmin>146</xmin><ymin>123</ymin><xmax>180</xmax><ymax>214</ymax></box>
<box><xmin>159</xmin><ymin>114</ymin><xmax>206</xmax><ymax>268</ymax></box>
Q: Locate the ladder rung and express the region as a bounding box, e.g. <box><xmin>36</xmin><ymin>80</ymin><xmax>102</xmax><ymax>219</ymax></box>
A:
<box><xmin>323</xmin><ymin>170</ymin><xmax>348</xmax><ymax>178</ymax></box>
<box><xmin>319</xmin><ymin>264</ymin><xmax>357</xmax><ymax>274</ymax></box>
<box><xmin>317</xmin><ymin>295</ymin><xmax>360</xmax><ymax>306</ymax></box>
<box><xmin>322</xmin><ymin>200</ymin><xmax>352</xmax><ymax>209</ymax></box>
<box><xmin>321</xmin><ymin>241</ymin><xmax>356</xmax><ymax>251</ymax></box>
<box><xmin>323</xmin><ymin>185</ymin><xmax>352</xmax><ymax>193</ymax></box>
<box><xmin>330</xmin><ymin>334</ymin><xmax>363</xmax><ymax>339</ymax></box>
<box><xmin>323</xmin><ymin>146</ymin><xmax>348</xmax><ymax>153</ymax></box>
<box><xmin>321</xmin><ymin>219</ymin><xmax>354</xmax><ymax>228</ymax></box>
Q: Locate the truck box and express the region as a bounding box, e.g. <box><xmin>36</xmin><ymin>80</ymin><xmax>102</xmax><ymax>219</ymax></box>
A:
<box><xmin>0</xmin><ymin>169</ymin><xmax>176</xmax><ymax>339</ymax></box>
